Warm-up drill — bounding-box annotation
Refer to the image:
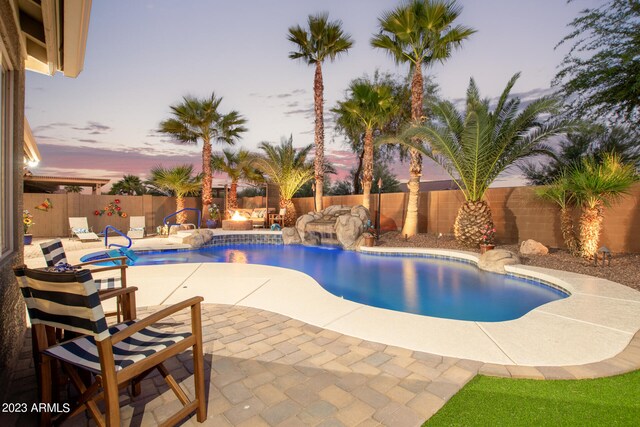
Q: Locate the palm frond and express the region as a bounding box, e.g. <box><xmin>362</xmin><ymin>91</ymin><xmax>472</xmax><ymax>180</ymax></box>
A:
<box><xmin>379</xmin><ymin>74</ymin><xmax>571</xmax><ymax>201</ymax></box>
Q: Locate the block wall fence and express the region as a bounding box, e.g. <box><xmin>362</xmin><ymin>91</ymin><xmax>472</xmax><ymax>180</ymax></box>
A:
<box><xmin>24</xmin><ymin>183</ymin><xmax>640</xmax><ymax>253</ymax></box>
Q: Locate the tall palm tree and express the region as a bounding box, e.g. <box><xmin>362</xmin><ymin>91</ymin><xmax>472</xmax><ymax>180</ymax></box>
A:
<box><xmin>159</xmin><ymin>93</ymin><xmax>247</xmax><ymax>221</ymax></box>
<box><xmin>109</xmin><ymin>175</ymin><xmax>146</xmax><ymax>195</ymax></box>
<box><xmin>332</xmin><ymin>80</ymin><xmax>398</xmax><ymax>210</ymax></box>
<box><xmin>211</xmin><ymin>148</ymin><xmax>263</xmax><ymax>211</ymax></box>
<box><xmin>148</xmin><ymin>165</ymin><xmax>202</xmax><ymax>224</ymax></box>
<box><xmin>371</xmin><ymin>0</ymin><xmax>475</xmax><ymax>237</ymax></box>
<box><xmin>288</xmin><ymin>13</ymin><xmax>353</xmax><ymax>212</ymax></box>
<box><xmin>390</xmin><ymin>73</ymin><xmax>569</xmax><ymax>246</ymax></box>
<box><xmin>567</xmin><ymin>153</ymin><xmax>637</xmax><ymax>258</ymax></box>
<box><xmin>255</xmin><ymin>136</ymin><xmax>314</xmax><ymax>226</ymax></box>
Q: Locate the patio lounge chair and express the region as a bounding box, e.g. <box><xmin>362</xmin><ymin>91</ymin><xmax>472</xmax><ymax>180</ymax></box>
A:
<box><xmin>68</xmin><ymin>217</ymin><xmax>100</xmax><ymax>241</ymax></box>
<box><xmin>40</xmin><ymin>238</ymin><xmax>131</xmax><ymax>320</ymax></box>
<box><xmin>13</xmin><ymin>265</ymin><xmax>206</xmax><ymax>426</ymax></box>
<box><xmin>127</xmin><ymin>216</ymin><xmax>146</xmax><ymax>239</ymax></box>
<box><xmin>269</xmin><ymin>208</ymin><xmax>286</xmax><ymax>227</ymax></box>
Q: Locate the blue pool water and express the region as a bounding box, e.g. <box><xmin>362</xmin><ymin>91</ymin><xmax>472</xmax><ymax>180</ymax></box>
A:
<box><xmin>90</xmin><ymin>244</ymin><xmax>567</xmax><ymax>322</ymax></box>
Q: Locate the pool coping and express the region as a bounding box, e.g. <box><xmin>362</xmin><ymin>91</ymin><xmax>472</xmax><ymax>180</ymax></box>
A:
<box><xmin>29</xmin><ymin>236</ymin><xmax>640</xmax><ymax>369</ymax></box>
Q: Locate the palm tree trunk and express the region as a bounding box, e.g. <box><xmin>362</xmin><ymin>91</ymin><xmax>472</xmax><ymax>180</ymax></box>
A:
<box><xmin>201</xmin><ymin>138</ymin><xmax>213</xmax><ymax>221</ymax></box>
<box><xmin>560</xmin><ymin>206</ymin><xmax>579</xmax><ymax>255</ymax></box>
<box><xmin>362</xmin><ymin>128</ymin><xmax>374</xmax><ymax>210</ymax></box>
<box><xmin>454</xmin><ymin>200</ymin><xmax>493</xmax><ymax>246</ymax></box>
<box><xmin>578</xmin><ymin>203</ymin><xmax>603</xmax><ymax>259</ymax></box>
<box><xmin>353</xmin><ymin>149</ymin><xmax>364</xmax><ymax>194</ymax></box>
<box><xmin>401</xmin><ymin>68</ymin><xmax>424</xmax><ymax>238</ymax></box>
<box><xmin>176</xmin><ymin>196</ymin><xmax>187</xmax><ymax>224</ymax></box>
<box><xmin>229</xmin><ymin>180</ymin><xmax>239</xmax><ymax>210</ymax></box>
<box><xmin>281</xmin><ymin>198</ymin><xmax>296</xmax><ymax>227</ymax></box>
<box><xmin>313</xmin><ymin>61</ymin><xmax>325</xmax><ymax>212</ymax></box>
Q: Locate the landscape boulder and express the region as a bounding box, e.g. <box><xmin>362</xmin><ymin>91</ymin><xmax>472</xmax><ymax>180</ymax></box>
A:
<box><xmin>336</xmin><ymin>213</ymin><xmax>365</xmax><ymax>249</ymax></box>
<box><xmin>286</xmin><ymin>205</ymin><xmax>371</xmax><ymax>250</ymax></box>
<box><xmin>519</xmin><ymin>239</ymin><xmax>549</xmax><ymax>256</ymax></box>
<box><xmin>281</xmin><ymin>227</ymin><xmax>301</xmax><ymax>245</ymax></box>
<box><xmin>295</xmin><ymin>213</ymin><xmax>321</xmax><ymax>245</ymax></box>
<box><xmin>477</xmin><ymin>249</ymin><xmax>520</xmax><ymax>274</ymax></box>
<box><xmin>182</xmin><ymin>229</ymin><xmax>214</xmax><ymax>249</ymax></box>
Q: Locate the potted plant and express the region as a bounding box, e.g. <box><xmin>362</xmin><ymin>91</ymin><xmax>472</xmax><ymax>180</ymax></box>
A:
<box><xmin>206</xmin><ymin>204</ymin><xmax>221</xmax><ymax>228</ymax></box>
<box><xmin>479</xmin><ymin>224</ymin><xmax>496</xmax><ymax>254</ymax></box>
<box><xmin>23</xmin><ymin>210</ymin><xmax>34</xmax><ymax>245</ymax></box>
<box><xmin>362</xmin><ymin>220</ymin><xmax>376</xmax><ymax>247</ymax></box>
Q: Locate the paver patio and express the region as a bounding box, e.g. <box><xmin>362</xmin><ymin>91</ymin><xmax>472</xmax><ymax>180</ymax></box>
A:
<box><xmin>4</xmin><ymin>301</ymin><xmax>640</xmax><ymax>426</ymax></box>
<box><xmin>2</xmin><ymin>304</ymin><xmax>480</xmax><ymax>426</ymax></box>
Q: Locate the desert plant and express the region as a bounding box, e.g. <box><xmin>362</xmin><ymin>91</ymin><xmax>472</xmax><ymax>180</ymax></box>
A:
<box><xmin>148</xmin><ymin>165</ymin><xmax>202</xmax><ymax>224</ymax></box>
<box><xmin>255</xmin><ymin>136</ymin><xmax>314</xmax><ymax>226</ymax></box>
<box><xmin>567</xmin><ymin>153</ymin><xmax>638</xmax><ymax>258</ymax></box>
<box><xmin>536</xmin><ymin>176</ymin><xmax>579</xmax><ymax>255</ymax></box>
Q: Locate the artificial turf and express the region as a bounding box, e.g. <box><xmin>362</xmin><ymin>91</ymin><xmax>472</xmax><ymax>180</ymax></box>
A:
<box><xmin>424</xmin><ymin>370</ymin><xmax>640</xmax><ymax>426</ymax></box>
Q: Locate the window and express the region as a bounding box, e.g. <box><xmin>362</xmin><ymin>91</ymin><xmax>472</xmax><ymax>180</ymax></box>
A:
<box><xmin>0</xmin><ymin>58</ymin><xmax>15</xmax><ymax>260</ymax></box>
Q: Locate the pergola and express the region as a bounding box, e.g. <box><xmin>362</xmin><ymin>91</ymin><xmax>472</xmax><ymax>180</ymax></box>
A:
<box><xmin>24</xmin><ymin>175</ymin><xmax>110</xmax><ymax>194</ymax></box>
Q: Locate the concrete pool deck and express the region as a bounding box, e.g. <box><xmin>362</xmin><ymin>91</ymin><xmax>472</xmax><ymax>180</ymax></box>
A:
<box><xmin>23</xmin><ymin>235</ymin><xmax>640</xmax><ymax>368</ymax></box>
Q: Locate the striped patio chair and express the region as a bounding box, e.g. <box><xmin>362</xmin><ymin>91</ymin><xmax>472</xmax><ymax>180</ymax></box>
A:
<box><xmin>40</xmin><ymin>239</ymin><xmax>129</xmax><ymax>320</ymax></box>
<box><xmin>14</xmin><ymin>265</ymin><xmax>206</xmax><ymax>427</ymax></box>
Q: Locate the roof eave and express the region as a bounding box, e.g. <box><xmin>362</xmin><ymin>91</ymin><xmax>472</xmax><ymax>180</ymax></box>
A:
<box><xmin>61</xmin><ymin>0</ymin><xmax>92</xmax><ymax>78</ymax></box>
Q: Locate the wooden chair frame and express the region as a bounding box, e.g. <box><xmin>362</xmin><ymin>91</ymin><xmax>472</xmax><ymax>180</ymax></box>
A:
<box><xmin>77</xmin><ymin>255</ymin><xmax>131</xmax><ymax>322</ymax></box>
<box><xmin>34</xmin><ymin>296</ymin><xmax>206</xmax><ymax>427</ymax></box>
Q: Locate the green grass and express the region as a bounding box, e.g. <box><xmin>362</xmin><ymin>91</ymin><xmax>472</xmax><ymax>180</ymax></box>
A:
<box><xmin>424</xmin><ymin>370</ymin><xmax>640</xmax><ymax>426</ymax></box>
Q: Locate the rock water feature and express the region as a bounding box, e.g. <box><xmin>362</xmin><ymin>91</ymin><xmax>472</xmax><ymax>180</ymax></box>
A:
<box><xmin>282</xmin><ymin>205</ymin><xmax>371</xmax><ymax>250</ymax></box>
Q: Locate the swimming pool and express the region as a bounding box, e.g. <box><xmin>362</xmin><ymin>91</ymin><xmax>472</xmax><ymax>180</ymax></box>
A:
<box><xmin>84</xmin><ymin>244</ymin><xmax>567</xmax><ymax>322</ymax></box>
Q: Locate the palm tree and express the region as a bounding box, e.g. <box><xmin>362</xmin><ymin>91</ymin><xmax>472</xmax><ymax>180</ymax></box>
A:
<box><xmin>159</xmin><ymin>93</ymin><xmax>247</xmax><ymax>221</ymax></box>
<box><xmin>109</xmin><ymin>175</ymin><xmax>146</xmax><ymax>195</ymax></box>
<box><xmin>288</xmin><ymin>13</ymin><xmax>353</xmax><ymax>212</ymax></box>
<box><xmin>567</xmin><ymin>153</ymin><xmax>637</xmax><ymax>258</ymax></box>
<box><xmin>334</xmin><ymin>71</ymin><xmax>426</xmax><ymax>194</ymax></box>
<box><xmin>255</xmin><ymin>136</ymin><xmax>314</xmax><ymax>226</ymax></box>
<box><xmin>389</xmin><ymin>73</ymin><xmax>569</xmax><ymax>246</ymax></box>
<box><xmin>332</xmin><ymin>80</ymin><xmax>398</xmax><ymax>210</ymax></box>
<box><xmin>148</xmin><ymin>165</ymin><xmax>202</xmax><ymax>224</ymax></box>
<box><xmin>536</xmin><ymin>176</ymin><xmax>579</xmax><ymax>255</ymax></box>
<box><xmin>371</xmin><ymin>0</ymin><xmax>475</xmax><ymax>237</ymax></box>
<box><xmin>211</xmin><ymin>148</ymin><xmax>263</xmax><ymax>211</ymax></box>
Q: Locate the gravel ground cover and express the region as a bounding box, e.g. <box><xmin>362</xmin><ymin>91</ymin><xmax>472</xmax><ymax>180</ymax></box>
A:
<box><xmin>377</xmin><ymin>231</ymin><xmax>640</xmax><ymax>292</ymax></box>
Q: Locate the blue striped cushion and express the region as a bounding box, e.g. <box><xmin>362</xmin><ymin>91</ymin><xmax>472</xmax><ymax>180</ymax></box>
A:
<box><xmin>45</xmin><ymin>321</ymin><xmax>191</xmax><ymax>373</ymax></box>
<box><xmin>94</xmin><ymin>277</ymin><xmax>121</xmax><ymax>290</ymax></box>
<box><xmin>15</xmin><ymin>268</ymin><xmax>108</xmax><ymax>338</ymax></box>
<box><xmin>40</xmin><ymin>239</ymin><xmax>68</xmax><ymax>267</ymax></box>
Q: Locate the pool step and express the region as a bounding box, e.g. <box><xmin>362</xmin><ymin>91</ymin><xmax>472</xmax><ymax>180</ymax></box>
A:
<box><xmin>167</xmin><ymin>230</ymin><xmax>196</xmax><ymax>244</ymax></box>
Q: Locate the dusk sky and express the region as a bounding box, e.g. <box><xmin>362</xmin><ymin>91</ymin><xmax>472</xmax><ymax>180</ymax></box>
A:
<box><xmin>25</xmin><ymin>0</ymin><xmax>600</xmax><ymax>190</ymax></box>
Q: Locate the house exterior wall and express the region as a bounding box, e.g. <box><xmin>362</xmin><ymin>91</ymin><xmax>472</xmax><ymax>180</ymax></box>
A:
<box><xmin>0</xmin><ymin>0</ymin><xmax>27</xmax><ymax>400</ymax></box>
